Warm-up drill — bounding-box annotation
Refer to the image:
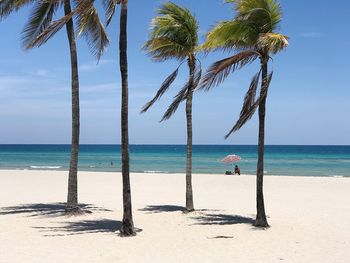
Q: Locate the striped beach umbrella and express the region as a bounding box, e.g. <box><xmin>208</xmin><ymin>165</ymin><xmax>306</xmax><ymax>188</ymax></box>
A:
<box><xmin>222</xmin><ymin>154</ymin><xmax>241</xmax><ymax>173</ymax></box>
<box><xmin>221</xmin><ymin>154</ymin><xmax>241</xmax><ymax>164</ymax></box>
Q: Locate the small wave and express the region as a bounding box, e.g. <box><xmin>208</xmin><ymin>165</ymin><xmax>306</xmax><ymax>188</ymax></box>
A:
<box><xmin>30</xmin><ymin>166</ymin><xmax>62</xmax><ymax>169</ymax></box>
<box><xmin>143</xmin><ymin>170</ymin><xmax>168</xmax><ymax>174</ymax></box>
<box><xmin>332</xmin><ymin>175</ymin><xmax>345</xmax><ymax>178</ymax></box>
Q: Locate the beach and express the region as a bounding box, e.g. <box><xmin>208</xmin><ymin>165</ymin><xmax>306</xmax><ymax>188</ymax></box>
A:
<box><xmin>0</xmin><ymin>169</ymin><xmax>349</xmax><ymax>263</ymax></box>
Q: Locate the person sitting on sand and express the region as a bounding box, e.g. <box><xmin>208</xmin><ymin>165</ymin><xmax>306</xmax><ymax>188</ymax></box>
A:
<box><xmin>234</xmin><ymin>165</ymin><xmax>241</xmax><ymax>175</ymax></box>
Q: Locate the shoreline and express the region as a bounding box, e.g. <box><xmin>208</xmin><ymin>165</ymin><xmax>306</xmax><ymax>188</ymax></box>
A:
<box><xmin>0</xmin><ymin>145</ymin><xmax>348</xmax><ymax>178</ymax></box>
<box><xmin>0</xmin><ymin>168</ymin><xmax>348</xmax><ymax>179</ymax></box>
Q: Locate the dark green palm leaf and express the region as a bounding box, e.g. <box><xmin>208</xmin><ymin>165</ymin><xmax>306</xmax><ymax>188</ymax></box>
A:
<box><xmin>0</xmin><ymin>0</ymin><xmax>33</xmax><ymax>19</ymax></box>
<box><xmin>161</xmin><ymin>64</ymin><xmax>201</xmax><ymax>121</ymax></box>
<box><xmin>160</xmin><ymin>81</ymin><xmax>189</xmax><ymax>122</ymax></box>
<box><xmin>141</xmin><ymin>65</ymin><xmax>180</xmax><ymax>113</ymax></box>
<box><xmin>228</xmin><ymin>0</ymin><xmax>282</xmax><ymax>32</ymax></box>
<box><xmin>143</xmin><ymin>2</ymin><xmax>199</xmax><ymax>62</ymax></box>
<box><xmin>199</xmin><ymin>50</ymin><xmax>259</xmax><ymax>91</ymax></box>
<box><xmin>205</xmin><ymin>0</ymin><xmax>287</xmax><ymax>54</ymax></box>
<box><xmin>21</xmin><ymin>0</ymin><xmax>61</xmax><ymax>49</ymax></box>
<box><xmin>24</xmin><ymin>7</ymin><xmax>76</xmax><ymax>48</ymax></box>
<box><xmin>225</xmin><ymin>71</ymin><xmax>273</xmax><ymax>138</ymax></box>
<box><xmin>193</xmin><ymin>62</ymin><xmax>202</xmax><ymax>89</ymax></box>
<box><xmin>201</xmin><ymin>20</ymin><xmax>258</xmax><ymax>52</ymax></box>
<box><xmin>75</xmin><ymin>0</ymin><xmax>109</xmax><ymax>60</ymax></box>
<box><xmin>143</xmin><ymin>37</ymin><xmax>190</xmax><ymax>62</ymax></box>
<box><xmin>225</xmin><ymin>70</ymin><xmax>260</xmax><ymax>137</ymax></box>
<box><xmin>102</xmin><ymin>0</ymin><xmax>121</xmax><ymax>26</ymax></box>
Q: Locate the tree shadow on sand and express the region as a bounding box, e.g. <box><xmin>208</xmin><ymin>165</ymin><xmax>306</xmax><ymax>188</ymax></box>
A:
<box><xmin>192</xmin><ymin>213</ymin><xmax>255</xmax><ymax>226</ymax></box>
<box><xmin>139</xmin><ymin>205</ymin><xmax>219</xmax><ymax>214</ymax></box>
<box><xmin>139</xmin><ymin>205</ymin><xmax>186</xmax><ymax>213</ymax></box>
<box><xmin>0</xmin><ymin>203</ymin><xmax>112</xmax><ymax>218</ymax></box>
<box><xmin>33</xmin><ymin>219</ymin><xmax>123</xmax><ymax>236</ymax></box>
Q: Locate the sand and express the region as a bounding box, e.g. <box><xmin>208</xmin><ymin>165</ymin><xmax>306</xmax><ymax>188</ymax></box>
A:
<box><xmin>0</xmin><ymin>169</ymin><xmax>349</xmax><ymax>263</ymax></box>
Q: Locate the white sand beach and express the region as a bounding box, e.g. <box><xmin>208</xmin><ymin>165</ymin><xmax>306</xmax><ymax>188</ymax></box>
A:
<box><xmin>0</xmin><ymin>170</ymin><xmax>349</xmax><ymax>263</ymax></box>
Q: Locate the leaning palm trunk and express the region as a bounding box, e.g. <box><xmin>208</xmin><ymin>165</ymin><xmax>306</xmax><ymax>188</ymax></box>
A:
<box><xmin>255</xmin><ymin>57</ymin><xmax>269</xmax><ymax>227</ymax></box>
<box><xmin>185</xmin><ymin>57</ymin><xmax>195</xmax><ymax>211</ymax></box>
<box><xmin>141</xmin><ymin>2</ymin><xmax>200</xmax><ymax>213</ymax></box>
<box><xmin>7</xmin><ymin>0</ymin><xmax>108</xmax><ymax>214</ymax></box>
<box><xmin>64</xmin><ymin>0</ymin><xmax>80</xmax><ymax>213</ymax></box>
<box><xmin>200</xmin><ymin>0</ymin><xmax>288</xmax><ymax>228</ymax></box>
<box><xmin>119</xmin><ymin>0</ymin><xmax>135</xmax><ymax>236</ymax></box>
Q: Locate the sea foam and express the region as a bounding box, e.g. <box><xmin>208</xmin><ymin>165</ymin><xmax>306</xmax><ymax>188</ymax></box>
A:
<box><xmin>30</xmin><ymin>166</ymin><xmax>62</xmax><ymax>169</ymax></box>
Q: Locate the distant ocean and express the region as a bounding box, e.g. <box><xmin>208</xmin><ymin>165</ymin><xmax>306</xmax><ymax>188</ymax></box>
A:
<box><xmin>0</xmin><ymin>145</ymin><xmax>349</xmax><ymax>177</ymax></box>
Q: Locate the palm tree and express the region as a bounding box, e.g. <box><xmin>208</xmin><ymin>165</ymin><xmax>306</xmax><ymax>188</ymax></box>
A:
<box><xmin>1</xmin><ymin>0</ymin><xmax>109</xmax><ymax>214</ymax></box>
<box><xmin>200</xmin><ymin>0</ymin><xmax>288</xmax><ymax>227</ymax></box>
<box><xmin>141</xmin><ymin>2</ymin><xmax>201</xmax><ymax>212</ymax></box>
<box><xmin>102</xmin><ymin>0</ymin><xmax>135</xmax><ymax>236</ymax></box>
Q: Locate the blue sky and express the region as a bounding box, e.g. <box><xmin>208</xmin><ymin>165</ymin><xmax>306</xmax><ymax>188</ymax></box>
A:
<box><xmin>0</xmin><ymin>0</ymin><xmax>349</xmax><ymax>145</ymax></box>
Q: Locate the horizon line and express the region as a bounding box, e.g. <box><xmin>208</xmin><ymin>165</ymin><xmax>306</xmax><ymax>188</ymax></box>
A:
<box><xmin>0</xmin><ymin>143</ymin><xmax>349</xmax><ymax>147</ymax></box>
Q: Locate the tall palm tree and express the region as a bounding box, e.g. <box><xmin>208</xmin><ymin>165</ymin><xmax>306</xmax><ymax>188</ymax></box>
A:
<box><xmin>102</xmin><ymin>0</ymin><xmax>135</xmax><ymax>236</ymax></box>
<box><xmin>1</xmin><ymin>0</ymin><xmax>109</xmax><ymax>214</ymax></box>
<box><xmin>141</xmin><ymin>2</ymin><xmax>201</xmax><ymax>212</ymax></box>
<box><xmin>200</xmin><ymin>0</ymin><xmax>288</xmax><ymax>227</ymax></box>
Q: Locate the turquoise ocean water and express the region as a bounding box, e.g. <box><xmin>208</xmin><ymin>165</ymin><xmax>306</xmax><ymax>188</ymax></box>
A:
<box><xmin>0</xmin><ymin>145</ymin><xmax>349</xmax><ymax>177</ymax></box>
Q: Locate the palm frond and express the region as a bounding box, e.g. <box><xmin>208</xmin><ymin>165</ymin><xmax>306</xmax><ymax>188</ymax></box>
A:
<box><xmin>225</xmin><ymin>70</ymin><xmax>273</xmax><ymax>138</ymax></box>
<box><xmin>24</xmin><ymin>7</ymin><xmax>77</xmax><ymax>49</ymax></box>
<box><xmin>193</xmin><ymin>61</ymin><xmax>202</xmax><ymax>89</ymax></box>
<box><xmin>199</xmin><ymin>50</ymin><xmax>259</xmax><ymax>91</ymax></box>
<box><xmin>143</xmin><ymin>37</ymin><xmax>190</xmax><ymax>62</ymax></box>
<box><xmin>156</xmin><ymin>2</ymin><xmax>198</xmax><ymax>41</ymax></box>
<box><xmin>21</xmin><ymin>0</ymin><xmax>61</xmax><ymax>49</ymax></box>
<box><xmin>230</xmin><ymin>0</ymin><xmax>282</xmax><ymax>33</ymax></box>
<box><xmin>141</xmin><ymin>66</ymin><xmax>180</xmax><ymax>113</ymax></box>
<box><xmin>160</xmin><ymin>81</ymin><xmax>189</xmax><ymax>122</ymax></box>
<box><xmin>102</xmin><ymin>0</ymin><xmax>121</xmax><ymax>26</ymax></box>
<box><xmin>225</xmin><ymin>70</ymin><xmax>260</xmax><ymax>137</ymax></box>
<box><xmin>201</xmin><ymin>20</ymin><xmax>258</xmax><ymax>52</ymax></box>
<box><xmin>204</xmin><ymin>0</ymin><xmax>287</xmax><ymax>52</ymax></box>
<box><xmin>75</xmin><ymin>0</ymin><xmax>109</xmax><ymax>60</ymax></box>
<box><xmin>0</xmin><ymin>0</ymin><xmax>33</xmax><ymax>20</ymax></box>
<box><xmin>257</xmin><ymin>32</ymin><xmax>288</xmax><ymax>54</ymax></box>
<box><xmin>161</xmin><ymin>62</ymin><xmax>201</xmax><ymax>121</ymax></box>
<box><xmin>143</xmin><ymin>2</ymin><xmax>199</xmax><ymax>62</ymax></box>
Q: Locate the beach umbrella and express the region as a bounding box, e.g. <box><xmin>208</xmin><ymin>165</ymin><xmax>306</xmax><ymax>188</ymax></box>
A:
<box><xmin>222</xmin><ymin>154</ymin><xmax>241</xmax><ymax>172</ymax></box>
<box><xmin>222</xmin><ymin>154</ymin><xmax>241</xmax><ymax>163</ymax></box>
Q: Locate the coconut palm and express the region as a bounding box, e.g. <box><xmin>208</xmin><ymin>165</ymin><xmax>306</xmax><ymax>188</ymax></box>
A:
<box><xmin>141</xmin><ymin>2</ymin><xmax>201</xmax><ymax>212</ymax></box>
<box><xmin>1</xmin><ymin>0</ymin><xmax>109</xmax><ymax>214</ymax></box>
<box><xmin>102</xmin><ymin>0</ymin><xmax>135</xmax><ymax>236</ymax></box>
<box><xmin>200</xmin><ymin>0</ymin><xmax>288</xmax><ymax>227</ymax></box>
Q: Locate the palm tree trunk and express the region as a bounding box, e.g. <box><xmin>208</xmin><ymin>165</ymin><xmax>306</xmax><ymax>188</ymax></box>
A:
<box><xmin>119</xmin><ymin>0</ymin><xmax>135</xmax><ymax>236</ymax></box>
<box><xmin>255</xmin><ymin>56</ymin><xmax>269</xmax><ymax>227</ymax></box>
<box><xmin>185</xmin><ymin>56</ymin><xmax>195</xmax><ymax>212</ymax></box>
<box><xmin>64</xmin><ymin>0</ymin><xmax>80</xmax><ymax>213</ymax></box>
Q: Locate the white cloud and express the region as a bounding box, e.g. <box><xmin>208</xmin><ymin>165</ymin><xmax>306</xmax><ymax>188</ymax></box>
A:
<box><xmin>0</xmin><ymin>73</ymin><xmax>65</xmax><ymax>98</ymax></box>
<box><xmin>34</xmin><ymin>69</ymin><xmax>49</xmax><ymax>77</ymax></box>
<box><xmin>79</xmin><ymin>59</ymin><xmax>116</xmax><ymax>72</ymax></box>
